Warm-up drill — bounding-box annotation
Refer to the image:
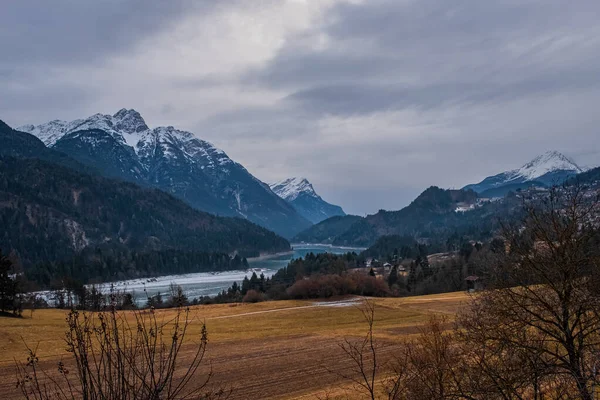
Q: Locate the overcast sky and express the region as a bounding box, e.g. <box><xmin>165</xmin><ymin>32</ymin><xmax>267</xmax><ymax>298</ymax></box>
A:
<box><xmin>2</xmin><ymin>0</ymin><xmax>600</xmax><ymax>215</ymax></box>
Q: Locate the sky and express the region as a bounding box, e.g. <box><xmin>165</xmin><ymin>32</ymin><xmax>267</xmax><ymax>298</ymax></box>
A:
<box><xmin>2</xmin><ymin>0</ymin><xmax>600</xmax><ymax>216</ymax></box>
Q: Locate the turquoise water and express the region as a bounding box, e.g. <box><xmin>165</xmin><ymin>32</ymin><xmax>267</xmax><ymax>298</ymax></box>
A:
<box><xmin>247</xmin><ymin>243</ymin><xmax>364</xmax><ymax>271</ymax></box>
<box><xmin>95</xmin><ymin>244</ymin><xmax>364</xmax><ymax>305</ymax></box>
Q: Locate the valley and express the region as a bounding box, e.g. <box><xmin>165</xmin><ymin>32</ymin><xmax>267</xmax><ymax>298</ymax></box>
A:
<box><xmin>2</xmin><ymin>4</ymin><xmax>600</xmax><ymax>398</ymax></box>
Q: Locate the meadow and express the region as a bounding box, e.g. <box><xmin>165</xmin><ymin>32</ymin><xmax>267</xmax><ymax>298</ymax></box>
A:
<box><xmin>0</xmin><ymin>292</ymin><xmax>468</xmax><ymax>399</ymax></box>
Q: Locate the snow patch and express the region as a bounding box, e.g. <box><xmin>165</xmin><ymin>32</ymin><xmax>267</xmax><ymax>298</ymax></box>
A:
<box><xmin>270</xmin><ymin>177</ymin><xmax>319</xmax><ymax>201</ymax></box>
<box><xmin>509</xmin><ymin>150</ymin><xmax>583</xmax><ymax>182</ymax></box>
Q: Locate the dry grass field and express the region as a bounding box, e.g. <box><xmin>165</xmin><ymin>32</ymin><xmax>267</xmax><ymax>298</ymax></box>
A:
<box><xmin>0</xmin><ymin>292</ymin><xmax>469</xmax><ymax>399</ymax></box>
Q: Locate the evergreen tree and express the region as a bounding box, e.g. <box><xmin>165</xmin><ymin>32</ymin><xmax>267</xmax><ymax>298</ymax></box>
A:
<box><xmin>241</xmin><ymin>276</ymin><xmax>251</xmax><ymax>295</ymax></box>
<box><xmin>387</xmin><ymin>265</ymin><xmax>399</xmax><ymax>287</ymax></box>
<box><xmin>249</xmin><ymin>272</ymin><xmax>260</xmax><ymax>291</ymax></box>
<box><xmin>369</xmin><ymin>268</ymin><xmax>376</xmax><ymax>277</ymax></box>
<box><xmin>0</xmin><ymin>249</ymin><xmax>20</xmax><ymax>315</ymax></box>
<box><xmin>229</xmin><ymin>281</ymin><xmax>240</xmax><ymax>295</ymax></box>
<box><xmin>121</xmin><ymin>293</ymin><xmax>136</xmax><ymax>309</ymax></box>
<box><xmin>169</xmin><ymin>283</ymin><xmax>188</xmax><ymax>307</ymax></box>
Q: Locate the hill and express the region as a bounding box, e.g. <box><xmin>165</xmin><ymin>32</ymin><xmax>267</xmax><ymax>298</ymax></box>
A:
<box><xmin>293</xmin><ymin>186</ymin><xmax>522</xmax><ymax>247</ymax></box>
<box><xmin>292</xmin><ymin>215</ymin><xmax>363</xmax><ymax>244</ymax></box>
<box><xmin>569</xmin><ymin>166</ymin><xmax>600</xmax><ymax>186</ymax></box>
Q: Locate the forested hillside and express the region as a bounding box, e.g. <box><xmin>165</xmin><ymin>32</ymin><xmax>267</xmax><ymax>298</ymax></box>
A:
<box><xmin>0</xmin><ymin>157</ymin><xmax>290</xmax><ymax>269</ymax></box>
<box><xmin>292</xmin><ymin>215</ymin><xmax>363</xmax><ymax>244</ymax></box>
<box><xmin>294</xmin><ymin>187</ymin><xmax>523</xmax><ymax>247</ymax></box>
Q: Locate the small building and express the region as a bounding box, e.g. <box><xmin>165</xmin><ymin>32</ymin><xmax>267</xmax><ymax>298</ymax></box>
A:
<box><xmin>465</xmin><ymin>275</ymin><xmax>483</xmax><ymax>292</ymax></box>
<box><xmin>382</xmin><ymin>262</ymin><xmax>392</xmax><ymax>273</ymax></box>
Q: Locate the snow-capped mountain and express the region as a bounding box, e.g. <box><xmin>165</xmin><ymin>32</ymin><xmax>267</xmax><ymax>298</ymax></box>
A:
<box><xmin>270</xmin><ymin>177</ymin><xmax>345</xmax><ymax>224</ymax></box>
<box><xmin>270</xmin><ymin>177</ymin><xmax>318</xmax><ymax>202</ymax></box>
<box><xmin>18</xmin><ymin>109</ymin><xmax>311</xmax><ymax>238</ymax></box>
<box><xmin>463</xmin><ymin>150</ymin><xmax>586</xmax><ymax>197</ymax></box>
<box><xmin>18</xmin><ymin>110</ymin><xmax>149</xmax><ymax>148</ymax></box>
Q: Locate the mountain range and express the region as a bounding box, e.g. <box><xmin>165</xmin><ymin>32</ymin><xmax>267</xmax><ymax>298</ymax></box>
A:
<box><xmin>4</xmin><ymin>111</ymin><xmax>598</xmax><ymax>266</ymax></box>
<box><xmin>292</xmin><ymin>151</ymin><xmax>598</xmax><ymax>248</ymax></box>
<box><xmin>463</xmin><ymin>151</ymin><xmax>585</xmax><ymax>197</ymax></box>
<box><xmin>0</xmin><ymin>120</ymin><xmax>290</xmax><ymax>271</ymax></box>
<box><xmin>18</xmin><ymin>109</ymin><xmax>311</xmax><ymax>238</ymax></box>
<box><xmin>269</xmin><ymin>177</ymin><xmax>345</xmax><ymax>224</ymax></box>
<box><xmin>295</xmin><ymin>187</ymin><xmax>491</xmax><ymax>246</ymax></box>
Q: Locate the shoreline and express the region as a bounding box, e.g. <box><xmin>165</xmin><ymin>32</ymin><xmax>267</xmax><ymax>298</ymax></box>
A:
<box><xmin>247</xmin><ymin>243</ymin><xmax>366</xmax><ymax>262</ymax></box>
<box><xmin>247</xmin><ymin>250</ymin><xmax>294</xmax><ymax>261</ymax></box>
<box><xmin>290</xmin><ymin>242</ymin><xmax>367</xmax><ymax>251</ymax></box>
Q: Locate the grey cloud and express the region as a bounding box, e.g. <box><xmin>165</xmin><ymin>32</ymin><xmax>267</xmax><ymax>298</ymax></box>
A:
<box><xmin>284</xmin><ymin>66</ymin><xmax>600</xmax><ymax>116</ymax></box>
<box><xmin>0</xmin><ymin>1</ymin><xmax>216</xmax><ymax>67</ymax></box>
<box><xmin>246</xmin><ymin>52</ymin><xmax>397</xmax><ymax>89</ymax></box>
<box><xmin>247</xmin><ymin>0</ymin><xmax>600</xmax><ymax>117</ymax></box>
<box><xmin>2</xmin><ymin>0</ymin><xmax>600</xmax><ymax>215</ymax></box>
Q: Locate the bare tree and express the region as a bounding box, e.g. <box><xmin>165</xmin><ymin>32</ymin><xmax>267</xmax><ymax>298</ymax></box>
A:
<box><xmin>335</xmin><ymin>185</ymin><xmax>600</xmax><ymax>400</ymax></box>
<box><xmin>16</xmin><ymin>307</ymin><xmax>227</xmax><ymax>400</ymax></box>
<box><xmin>459</xmin><ymin>185</ymin><xmax>600</xmax><ymax>399</ymax></box>
<box><xmin>334</xmin><ymin>302</ymin><xmax>468</xmax><ymax>400</ymax></box>
<box><xmin>335</xmin><ymin>300</ymin><xmax>380</xmax><ymax>400</ymax></box>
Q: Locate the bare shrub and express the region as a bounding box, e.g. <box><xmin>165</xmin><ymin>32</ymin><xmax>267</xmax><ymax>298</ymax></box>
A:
<box><xmin>16</xmin><ymin>307</ymin><xmax>226</xmax><ymax>400</ymax></box>
<box><xmin>335</xmin><ymin>302</ymin><xmax>465</xmax><ymax>400</ymax></box>
<box><xmin>335</xmin><ymin>300</ymin><xmax>380</xmax><ymax>400</ymax></box>
<box><xmin>242</xmin><ymin>289</ymin><xmax>264</xmax><ymax>303</ymax></box>
<box><xmin>286</xmin><ymin>274</ymin><xmax>389</xmax><ymax>299</ymax></box>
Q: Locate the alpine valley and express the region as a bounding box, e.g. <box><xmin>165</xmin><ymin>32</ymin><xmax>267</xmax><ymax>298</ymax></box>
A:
<box><xmin>1</xmin><ymin>111</ymin><xmax>598</xmax><ymax>285</ymax></box>
<box><xmin>18</xmin><ymin>109</ymin><xmax>312</xmax><ymax>238</ymax></box>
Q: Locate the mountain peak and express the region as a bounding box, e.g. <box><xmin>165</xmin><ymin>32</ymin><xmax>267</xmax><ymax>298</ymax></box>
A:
<box><xmin>269</xmin><ymin>177</ymin><xmax>345</xmax><ymax>224</ymax></box>
<box><xmin>112</xmin><ymin>108</ymin><xmax>149</xmax><ymax>134</ymax></box>
<box><xmin>513</xmin><ymin>150</ymin><xmax>582</xmax><ymax>181</ymax></box>
<box><xmin>463</xmin><ymin>150</ymin><xmax>585</xmax><ymax>195</ymax></box>
<box><xmin>270</xmin><ymin>177</ymin><xmax>317</xmax><ymax>201</ymax></box>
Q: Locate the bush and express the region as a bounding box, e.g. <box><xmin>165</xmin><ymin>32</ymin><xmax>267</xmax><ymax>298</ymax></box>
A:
<box><xmin>242</xmin><ymin>289</ymin><xmax>265</xmax><ymax>303</ymax></box>
<box><xmin>286</xmin><ymin>274</ymin><xmax>390</xmax><ymax>299</ymax></box>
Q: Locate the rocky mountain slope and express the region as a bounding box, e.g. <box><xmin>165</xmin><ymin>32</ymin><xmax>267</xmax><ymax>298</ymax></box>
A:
<box><xmin>270</xmin><ymin>177</ymin><xmax>345</xmax><ymax>224</ymax></box>
<box><xmin>19</xmin><ymin>110</ymin><xmax>311</xmax><ymax>238</ymax></box>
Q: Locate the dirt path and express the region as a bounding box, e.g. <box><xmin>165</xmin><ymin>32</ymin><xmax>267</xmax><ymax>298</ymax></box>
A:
<box><xmin>207</xmin><ymin>299</ymin><xmax>363</xmax><ymax>320</ymax></box>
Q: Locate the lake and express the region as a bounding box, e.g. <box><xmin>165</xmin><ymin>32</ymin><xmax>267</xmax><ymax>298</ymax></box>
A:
<box><xmin>92</xmin><ymin>244</ymin><xmax>364</xmax><ymax>306</ymax></box>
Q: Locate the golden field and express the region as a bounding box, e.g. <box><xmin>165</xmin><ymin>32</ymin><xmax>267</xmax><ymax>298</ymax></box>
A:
<box><xmin>0</xmin><ymin>292</ymin><xmax>468</xmax><ymax>399</ymax></box>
